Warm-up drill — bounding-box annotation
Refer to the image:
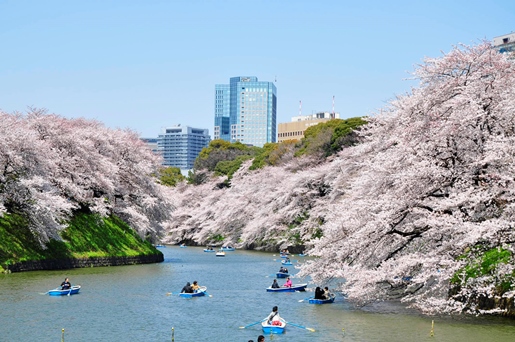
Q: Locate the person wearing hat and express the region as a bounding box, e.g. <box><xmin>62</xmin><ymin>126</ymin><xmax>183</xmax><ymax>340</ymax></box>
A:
<box><xmin>181</xmin><ymin>282</ymin><xmax>193</xmax><ymax>293</ymax></box>
<box><xmin>265</xmin><ymin>306</ymin><xmax>281</xmax><ymax>325</ymax></box>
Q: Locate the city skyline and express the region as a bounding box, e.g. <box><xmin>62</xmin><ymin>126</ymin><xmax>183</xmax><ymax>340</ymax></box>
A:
<box><xmin>1</xmin><ymin>1</ymin><xmax>514</xmax><ymax>138</ymax></box>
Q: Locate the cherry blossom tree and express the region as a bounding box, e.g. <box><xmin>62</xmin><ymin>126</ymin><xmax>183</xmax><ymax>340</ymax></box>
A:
<box><xmin>0</xmin><ymin>109</ymin><xmax>172</xmax><ymax>244</ymax></box>
<box><xmin>300</xmin><ymin>42</ymin><xmax>515</xmax><ymax>314</ymax></box>
<box><xmin>165</xmin><ymin>42</ymin><xmax>515</xmax><ymax>314</ymax></box>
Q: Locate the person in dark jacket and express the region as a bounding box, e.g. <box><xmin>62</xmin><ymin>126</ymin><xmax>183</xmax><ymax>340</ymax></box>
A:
<box><xmin>314</xmin><ymin>286</ymin><xmax>324</xmax><ymax>299</ymax></box>
<box><xmin>271</xmin><ymin>279</ymin><xmax>280</xmax><ymax>288</ymax></box>
<box><xmin>181</xmin><ymin>282</ymin><xmax>193</xmax><ymax>293</ymax></box>
<box><xmin>61</xmin><ymin>278</ymin><xmax>71</xmax><ymax>290</ymax></box>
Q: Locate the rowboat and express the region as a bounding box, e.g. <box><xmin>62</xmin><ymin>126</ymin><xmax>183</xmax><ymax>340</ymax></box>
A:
<box><xmin>281</xmin><ymin>260</ymin><xmax>293</xmax><ymax>266</ymax></box>
<box><xmin>179</xmin><ymin>244</ymin><xmax>187</xmax><ymax>248</ymax></box>
<box><xmin>179</xmin><ymin>286</ymin><xmax>207</xmax><ymax>298</ymax></box>
<box><xmin>155</xmin><ymin>244</ymin><xmax>165</xmax><ymax>248</ymax></box>
<box><xmin>261</xmin><ymin>317</ymin><xmax>286</xmax><ymax>334</ymax></box>
<box><xmin>216</xmin><ymin>251</ymin><xmax>226</xmax><ymax>257</ymax></box>
<box><xmin>280</xmin><ymin>254</ymin><xmax>289</xmax><ymax>258</ymax></box>
<box><xmin>203</xmin><ymin>248</ymin><xmax>216</xmax><ymax>252</ymax></box>
<box><xmin>48</xmin><ymin>285</ymin><xmax>81</xmax><ymax>296</ymax></box>
<box><xmin>276</xmin><ymin>272</ymin><xmax>290</xmax><ymax>278</ymax></box>
<box><xmin>308</xmin><ymin>294</ymin><xmax>336</xmax><ymax>304</ymax></box>
<box><xmin>220</xmin><ymin>246</ymin><xmax>235</xmax><ymax>251</ymax></box>
<box><xmin>266</xmin><ymin>283</ymin><xmax>307</xmax><ymax>292</ymax></box>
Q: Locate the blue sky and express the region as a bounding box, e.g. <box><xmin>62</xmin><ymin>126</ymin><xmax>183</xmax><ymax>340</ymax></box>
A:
<box><xmin>1</xmin><ymin>0</ymin><xmax>514</xmax><ymax>138</ymax></box>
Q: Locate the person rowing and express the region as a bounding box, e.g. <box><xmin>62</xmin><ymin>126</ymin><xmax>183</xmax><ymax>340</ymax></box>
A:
<box><xmin>61</xmin><ymin>278</ymin><xmax>71</xmax><ymax>290</ymax></box>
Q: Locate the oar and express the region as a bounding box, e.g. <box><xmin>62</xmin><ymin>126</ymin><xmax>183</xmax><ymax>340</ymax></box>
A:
<box><xmin>239</xmin><ymin>319</ymin><xmax>265</xmax><ymax>329</ymax></box>
<box><xmin>287</xmin><ymin>321</ymin><xmax>315</xmax><ymax>332</ymax></box>
<box><xmin>298</xmin><ymin>296</ymin><xmax>313</xmax><ymax>302</ymax></box>
<box><xmin>166</xmin><ymin>291</ymin><xmax>181</xmax><ymax>296</ymax></box>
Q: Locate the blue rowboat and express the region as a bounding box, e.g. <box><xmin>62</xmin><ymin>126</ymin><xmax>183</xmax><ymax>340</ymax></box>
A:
<box><xmin>203</xmin><ymin>248</ymin><xmax>215</xmax><ymax>252</ymax></box>
<box><xmin>261</xmin><ymin>317</ymin><xmax>286</xmax><ymax>334</ymax></box>
<box><xmin>220</xmin><ymin>246</ymin><xmax>235</xmax><ymax>251</ymax></box>
<box><xmin>179</xmin><ymin>244</ymin><xmax>187</xmax><ymax>248</ymax></box>
<box><xmin>308</xmin><ymin>294</ymin><xmax>335</xmax><ymax>304</ymax></box>
<box><xmin>266</xmin><ymin>283</ymin><xmax>307</xmax><ymax>292</ymax></box>
<box><xmin>48</xmin><ymin>285</ymin><xmax>81</xmax><ymax>296</ymax></box>
<box><xmin>281</xmin><ymin>260</ymin><xmax>293</xmax><ymax>266</ymax></box>
<box><xmin>179</xmin><ymin>286</ymin><xmax>207</xmax><ymax>298</ymax></box>
<box><xmin>155</xmin><ymin>244</ymin><xmax>166</xmax><ymax>248</ymax></box>
<box><xmin>276</xmin><ymin>272</ymin><xmax>290</xmax><ymax>278</ymax></box>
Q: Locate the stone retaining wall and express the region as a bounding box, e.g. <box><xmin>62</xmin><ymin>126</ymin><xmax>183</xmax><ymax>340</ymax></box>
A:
<box><xmin>7</xmin><ymin>254</ymin><xmax>164</xmax><ymax>272</ymax></box>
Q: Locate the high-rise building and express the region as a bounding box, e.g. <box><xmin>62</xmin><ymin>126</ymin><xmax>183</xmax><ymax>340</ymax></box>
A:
<box><xmin>214</xmin><ymin>76</ymin><xmax>277</xmax><ymax>147</ymax></box>
<box><xmin>277</xmin><ymin>112</ymin><xmax>340</xmax><ymax>143</ymax></box>
<box><xmin>157</xmin><ymin>125</ymin><xmax>211</xmax><ymax>170</ymax></box>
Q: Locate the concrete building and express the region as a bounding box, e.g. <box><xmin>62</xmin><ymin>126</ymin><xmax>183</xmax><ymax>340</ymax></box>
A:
<box><xmin>157</xmin><ymin>125</ymin><xmax>210</xmax><ymax>170</ymax></box>
<box><xmin>493</xmin><ymin>32</ymin><xmax>515</xmax><ymax>54</ymax></box>
<box><xmin>214</xmin><ymin>76</ymin><xmax>277</xmax><ymax>147</ymax></box>
<box><xmin>277</xmin><ymin>112</ymin><xmax>340</xmax><ymax>143</ymax></box>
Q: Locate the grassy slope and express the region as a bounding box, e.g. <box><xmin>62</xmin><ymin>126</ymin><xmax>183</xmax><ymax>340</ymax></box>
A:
<box><xmin>0</xmin><ymin>213</ymin><xmax>161</xmax><ymax>272</ymax></box>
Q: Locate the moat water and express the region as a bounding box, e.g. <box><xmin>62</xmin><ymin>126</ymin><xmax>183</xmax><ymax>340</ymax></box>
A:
<box><xmin>1</xmin><ymin>246</ymin><xmax>514</xmax><ymax>341</ymax></box>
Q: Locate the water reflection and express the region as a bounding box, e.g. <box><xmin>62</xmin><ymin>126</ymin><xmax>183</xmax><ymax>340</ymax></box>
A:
<box><xmin>0</xmin><ymin>247</ymin><xmax>514</xmax><ymax>341</ymax></box>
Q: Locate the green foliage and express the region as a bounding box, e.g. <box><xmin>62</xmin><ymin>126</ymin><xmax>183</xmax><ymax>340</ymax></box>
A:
<box><xmin>195</xmin><ymin>140</ymin><xmax>261</xmax><ymax>172</ymax></box>
<box><xmin>157</xmin><ymin>167</ymin><xmax>185</xmax><ymax>187</ymax></box>
<box><xmin>451</xmin><ymin>246</ymin><xmax>513</xmax><ymax>294</ymax></box>
<box><xmin>209</xmin><ymin>234</ymin><xmax>225</xmax><ymax>242</ymax></box>
<box><xmin>249</xmin><ymin>141</ymin><xmax>297</xmax><ymax>170</ymax></box>
<box><xmin>295</xmin><ymin>117</ymin><xmax>367</xmax><ymax>157</ymax></box>
<box><xmin>187</xmin><ymin>170</ymin><xmax>208</xmax><ymax>185</ymax></box>
<box><xmin>0</xmin><ymin>212</ymin><xmax>160</xmax><ymax>270</ymax></box>
<box><xmin>214</xmin><ymin>155</ymin><xmax>252</xmax><ymax>179</ymax></box>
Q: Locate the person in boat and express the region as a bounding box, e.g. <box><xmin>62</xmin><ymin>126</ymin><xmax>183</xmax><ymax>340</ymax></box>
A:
<box><xmin>191</xmin><ymin>280</ymin><xmax>200</xmax><ymax>292</ymax></box>
<box><xmin>323</xmin><ymin>286</ymin><xmax>331</xmax><ymax>299</ymax></box>
<box><xmin>279</xmin><ymin>266</ymin><xmax>288</xmax><ymax>273</ymax></box>
<box><xmin>284</xmin><ymin>257</ymin><xmax>290</xmax><ymax>263</ymax></box>
<box><xmin>271</xmin><ymin>279</ymin><xmax>280</xmax><ymax>288</ymax></box>
<box><xmin>265</xmin><ymin>306</ymin><xmax>281</xmax><ymax>325</ymax></box>
<box><xmin>60</xmin><ymin>278</ymin><xmax>71</xmax><ymax>290</ymax></box>
<box><xmin>181</xmin><ymin>282</ymin><xmax>194</xmax><ymax>293</ymax></box>
<box><xmin>314</xmin><ymin>286</ymin><xmax>325</xmax><ymax>299</ymax></box>
<box><xmin>257</xmin><ymin>335</ymin><xmax>265</xmax><ymax>342</ymax></box>
<box><xmin>283</xmin><ymin>277</ymin><xmax>292</xmax><ymax>288</ymax></box>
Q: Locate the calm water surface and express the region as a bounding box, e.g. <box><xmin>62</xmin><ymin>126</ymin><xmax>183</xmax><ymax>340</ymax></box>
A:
<box><xmin>1</xmin><ymin>246</ymin><xmax>514</xmax><ymax>341</ymax></box>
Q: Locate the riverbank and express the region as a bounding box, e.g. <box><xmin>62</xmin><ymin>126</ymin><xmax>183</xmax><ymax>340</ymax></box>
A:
<box><xmin>0</xmin><ymin>212</ymin><xmax>162</xmax><ymax>273</ymax></box>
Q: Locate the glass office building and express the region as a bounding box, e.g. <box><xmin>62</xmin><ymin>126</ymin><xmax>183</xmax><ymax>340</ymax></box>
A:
<box><xmin>214</xmin><ymin>76</ymin><xmax>277</xmax><ymax>147</ymax></box>
<box><xmin>157</xmin><ymin>125</ymin><xmax>211</xmax><ymax>170</ymax></box>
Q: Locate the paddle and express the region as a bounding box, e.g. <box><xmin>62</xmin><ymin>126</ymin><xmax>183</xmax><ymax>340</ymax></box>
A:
<box><xmin>166</xmin><ymin>291</ymin><xmax>181</xmax><ymax>296</ymax></box>
<box><xmin>287</xmin><ymin>321</ymin><xmax>315</xmax><ymax>332</ymax></box>
<box><xmin>239</xmin><ymin>319</ymin><xmax>265</xmax><ymax>329</ymax></box>
<box><xmin>298</xmin><ymin>296</ymin><xmax>313</xmax><ymax>303</ymax></box>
